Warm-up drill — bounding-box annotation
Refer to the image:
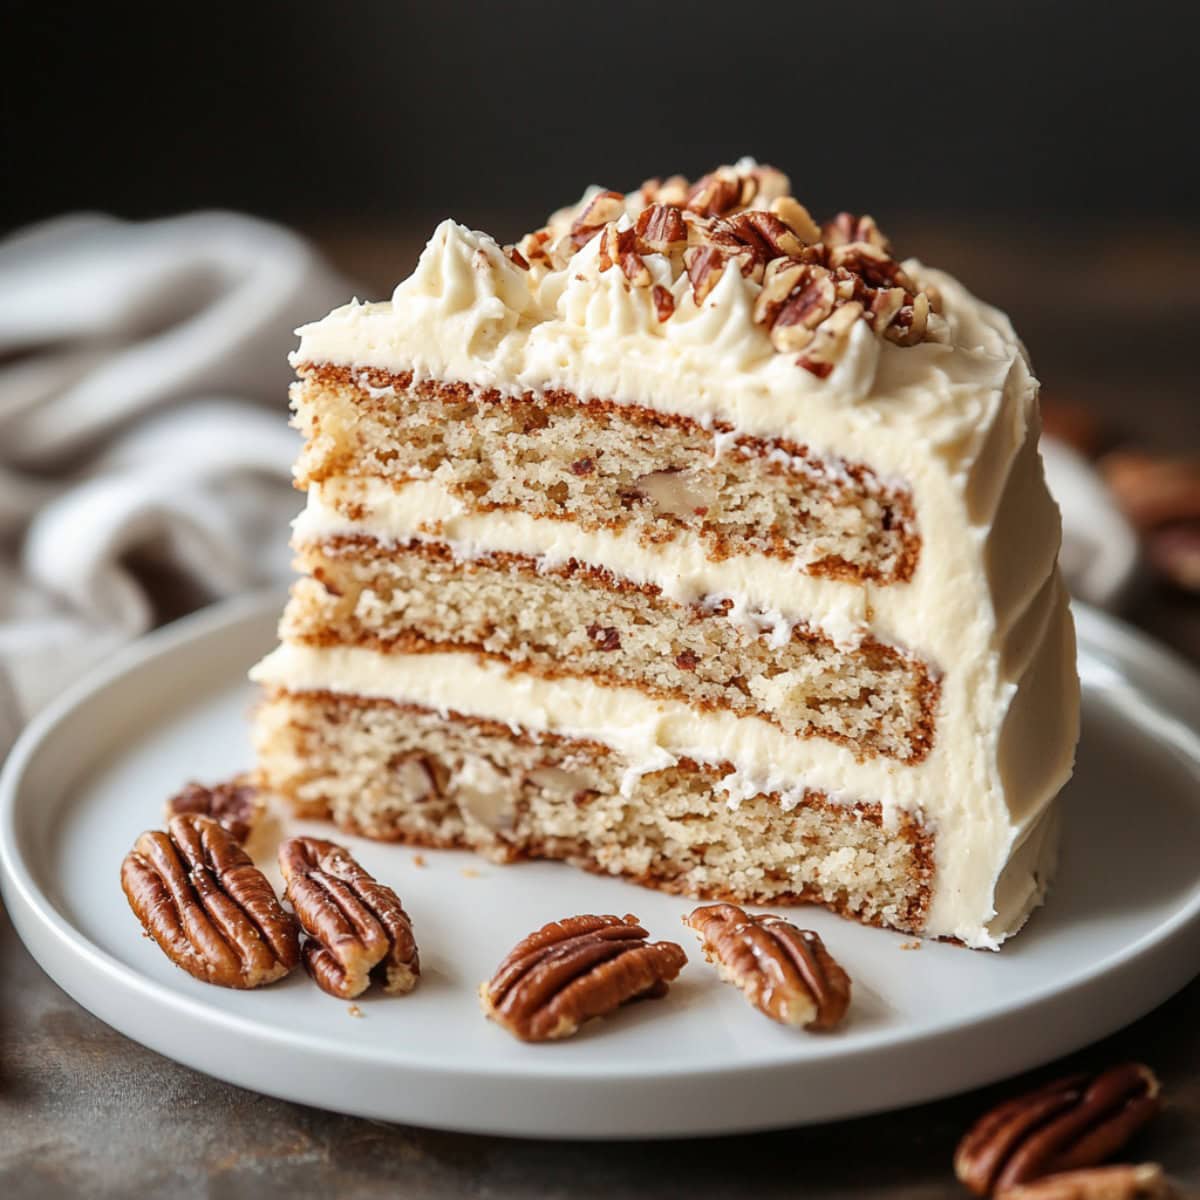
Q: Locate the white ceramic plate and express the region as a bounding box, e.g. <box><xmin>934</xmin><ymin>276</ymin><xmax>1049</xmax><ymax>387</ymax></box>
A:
<box><xmin>2</xmin><ymin>594</ymin><xmax>1199</xmax><ymax>1139</ymax></box>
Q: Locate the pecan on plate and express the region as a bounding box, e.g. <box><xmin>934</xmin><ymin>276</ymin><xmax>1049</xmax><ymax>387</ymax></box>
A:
<box><xmin>997</xmin><ymin>1163</ymin><xmax>1176</xmax><ymax>1199</ymax></box>
<box><xmin>480</xmin><ymin>914</ymin><xmax>687</xmax><ymax>1042</ymax></box>
<box><xmin>683</xmin><ymin>903</ymin><xmax>851</xmax><ymax>1030</ymax></box>
<box><xmin>955</xmin><ymin>1064</ymin><xmax>1162</xmax><ymax>1196</ymax></box>
<box><xmin>166</xmin><ymin>776</ymin><xmax>262</xmax><ymax>845</ymax></box>
<box><xmin>121</xmin><ymin>814</ymin><xmax>299</xmax><ymax>988</ymax></box>
<box><xmin>279</xmin><ymin>837</ymin><xmax>419</xmax><ymax>999</ymax></box>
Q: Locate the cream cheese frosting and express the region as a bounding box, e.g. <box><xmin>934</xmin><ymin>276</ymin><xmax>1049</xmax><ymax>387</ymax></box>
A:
<box><xmin>264</xmin><ymin>160</ymin><xmax>1080</xmax><ymax>948</ymax></box>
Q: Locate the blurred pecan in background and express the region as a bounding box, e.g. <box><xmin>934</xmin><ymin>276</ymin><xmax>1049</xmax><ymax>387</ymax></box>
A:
<box><xmin>1102</xmin><ymin>452</ymin><xmax>1200</xmax><ymax>592</ymax></box>
<box><xmin>996</xmin><ymin>1162</ymin><xmax>1178</xmax><ymax>1199</ymax></box>
<box><xmin>955</xmin><ymin>1064</ymin><xmax>1161</xmax><ymax>1195</ymax></box>
<box><xmin>121</xmin><ymin>814</ymin><xmax>299</xmax><ymax>988</ymax></box>
<box><xmin>480</xmin><ymin>914</ymin><xmax>686</xmax><ymax>1042</ymax></box>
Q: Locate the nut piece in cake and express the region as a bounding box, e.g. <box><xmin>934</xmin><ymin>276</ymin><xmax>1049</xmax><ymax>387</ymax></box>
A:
<box><xmin>121</xmin><ymin>814</ymin><xmax>300</xmax><ymax>988</ymax></box>
<box><xmin>278</xmin><ymin>836</ymin><xmax>419</xmax><ymax>999</ymax></box>
<box><xmin>995</xmin><ymin>1163</ymin><xmax>1176</xmax><ymax>1199</ymax></box>
<box><xmin>683</xmin><ymin>902</ymin><xmax>851</xmax><ymax>1030</ymax></box>
<box><xmin>480</xmin><ymin>914</ymin><xmax>687</xmax><ymax>1042</ymax></box>
<box><xmin>165</xmin><ymin>776</ymin><xmax>263</xmax><ymax>845</ymax></box>
<box><xmin>955</xmin><ymin>1064</ymin><xmax>1162</xmax><ymax>1196</ymax></box>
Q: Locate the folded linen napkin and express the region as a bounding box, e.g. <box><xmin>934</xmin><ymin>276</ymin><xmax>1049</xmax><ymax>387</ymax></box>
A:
<box><xmin>0</xmin><ymin>211</ymin><xmax>1137</xmax><ymax>756</ymax></box>
<box><xmin>0</xmin><ymin>212</ymin><xmax>350</xmax><ymax>733</ymax></box>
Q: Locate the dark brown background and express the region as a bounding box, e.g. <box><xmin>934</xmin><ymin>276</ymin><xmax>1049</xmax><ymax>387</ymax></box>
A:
<box><xmin>2</xmin><ymin>0</ymin><xmax>1196</xmax><ymax>228</ymax></box>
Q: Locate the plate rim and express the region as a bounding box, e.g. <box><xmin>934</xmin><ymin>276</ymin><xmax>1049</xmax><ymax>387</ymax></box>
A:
<box><xmin>2</xmin><ymin>593</ymin><xmax>1199</xmax><ymax>1135</ymax></box>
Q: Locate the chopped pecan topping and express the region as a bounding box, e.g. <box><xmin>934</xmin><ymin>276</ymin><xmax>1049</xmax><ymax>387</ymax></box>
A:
<box><xmin>770</xmin><ymin>195</ymin><xmax>821</xmax><ymax>244</ymax></box>
<box><xmin>955</xmin><ymin>1064</ymin><xmax>1162</xmax><ymax>1196</ymax></box>
<box><xmin>753</xmin><ymin>259</ymin><xmax>808</xmax><ymax>328</ymax></box>
<box><xmin>506</xmin><ymin>246</ymin><xmax>530</xmax><ymax>270</ymax></box>
<box><xmin>770</xmin><ymin>269</ymin><xmax>837</xmax><ymax>353</ymax></box>
<box><xmin>639</xmin><ymin>174</ymin><xmax>690</xmax><ymax>208</ymax></box>
<box><xmin>996</xmin><ymin>1163</ymin><xmax>1175</xmax><ymax>1199</ymax></box>
<box><xmin>570</xmin><ymin>190</ymin><xmax>625</xmax><ymax>249</ymax></box>
<box><xmin>279</xmin><ymin>837</ymin><xmax>419</xmax><ymax>999</ymax></box>
<box><xmin>868</xmin><ymin>286</ymin><xmax>908</xmax><ymax>334</ymax></box>
<box><xmin>121</xmin><ymin>814</ymin><xmax>299</xmax><ymax>989</ymax></box>
<box><xmin>684</xmin><ymin>244</ymin><xmax>731</xmax><ymax>304</ymax></box>
<box><xmin>635</xmin><ymin>203</ymin><xmax>688</xmax><ymax>253</ymax></box>
<box><xmin>514</xmin><ymin>227</ymin><xmax>557</xmax><ymax>269</ymax></box>
<box><xmin>166</xmin><ymin>777</ymin><xmax>262</xmax><ymax>845</ymax></box>
<box><xmin>798</xmin><ymin>301</ymin><xmax>864</xmax><ymax>378</ymax></box>
<box><xmin>675</xmin><ymin>649</ymin><xmax>699</xmax><ymax>671</ymax></box>
<box><xmin>683</xmin><ymin>903</ymin><xmax>851</xmax><ymax>1030</ymax></box>
<box><xmin>822</xmin><ymin>211</ymin><xmax>890</xmax><ymax>250</ymax></box>
<box><xmin>598</xmin><ymin>223</ymin><xmax>651</xmax><ymax>286</ymax></box>
<box><xmin>716</xmin><ymin>210</ymin><xmax>809</xmax><ymax>261</ymax></box>
<box><xmin>652</xmin><ymin>284</ymin><xmax>675</xmax><ymax>322</ymax></box>
<box><xmin>685</xmin><ymin>167</ymin><xmax>747</xmax><ymax>217</ymax></box>
<box><xmin>538</xmin><ymin>161</ymin><xmax>940</xmax><ymax>366</ymax></box>
<box><xmin>569</xmin><ymin>456</ymin><xmax>595</xmax><ymax>476</ymax></box>
<box><xmin>479</xmin><ymin>913</ymin><xmax>687</xmax><ymax>1041</ymax></box>
<box><xmin>884</xmin><ymin>291</ymin><xmax>930</xmax><ymax>346</ymax></box>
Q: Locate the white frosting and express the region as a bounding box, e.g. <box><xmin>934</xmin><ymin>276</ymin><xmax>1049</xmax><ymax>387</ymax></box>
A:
<box><xmin>296</xmin><ymin>477</ymin><xmax>873</xmax><ymax>649</ymax></box>
<box><xmin>265</xmin><ymin>179</ymin><xmax>1080</xmax><ymax>948</ymax></box>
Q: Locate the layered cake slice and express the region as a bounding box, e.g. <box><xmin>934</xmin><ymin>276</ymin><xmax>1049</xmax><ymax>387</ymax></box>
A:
<box><xmin>251</xmin><ymin>159</ymin><xmax>1080</xmax><ymax>948</ymax></box>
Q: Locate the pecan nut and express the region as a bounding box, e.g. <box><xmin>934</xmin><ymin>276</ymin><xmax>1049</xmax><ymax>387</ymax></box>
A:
<box><xmin>683</xmin><ymin>903</ymin><xmax>851</xmax><ymax>1030</ymax></box>
<box><xmin>279</xmin><ymin>837</ymin><xmax>419</xmax><ymax>999</ymax></box>
<box><xmin>997</xmin><ymin>1163</ymin><xmax>1175</xmax><ymax>1200</ymax></box>
<box><xmin>121</xmin><ymin>814</ymin><xmax>299</xmax><ymax>988</ymax></box>
<box><xmin>480</xmin><ymin>914</ymin><xmax>687</xmax><ymax>1042</ymax></box>
<box><xmin>955</xmin><ymin>1064</ymin><xmax>1162</xmax><ymax>1195</ymax></box>
<box><xmin>165</xmin><ymin>776</ymin><xmax>262</xmax><ymax>845</ymax></box>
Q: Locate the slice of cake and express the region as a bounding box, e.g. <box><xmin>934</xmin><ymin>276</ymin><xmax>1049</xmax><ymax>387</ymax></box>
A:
<box><xmin>251</xmin><ymin>159</ymin><xmax>1079</xmax><ymax>948</ymax></box>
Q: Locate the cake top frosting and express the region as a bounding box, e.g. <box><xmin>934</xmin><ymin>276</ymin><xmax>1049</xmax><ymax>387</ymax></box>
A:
<box><xmin>509</xmin><ymin>156</ymin><xmax>947</xmax><ymax>379</ymax></box>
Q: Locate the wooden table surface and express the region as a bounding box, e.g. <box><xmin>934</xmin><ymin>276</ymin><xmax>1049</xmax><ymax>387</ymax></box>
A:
<box><xmin>1</xmin><ymin>222</ymin><xmax>1198</xmax><ymax>1198</ymax></box>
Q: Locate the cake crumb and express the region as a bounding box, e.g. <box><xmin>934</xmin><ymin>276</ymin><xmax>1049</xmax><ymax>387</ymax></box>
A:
<box><xmin>412</xmin><ymin>853</ymin><xmax>426</xmax><ymax>868</ymax></box>
<box><xmin>899</xmin><ymin>940</ymin><xmax>921</xmax><ymax>951</ymax></box>
<box><xmin>461</xmin><ymin>867</ymin><xmax>482</xmax><ymax>878</ymax></box>
<box><xmin>348</xmin><ymin>1004</ymin><xmax>364</xmax><ymax>1018</ymax></box>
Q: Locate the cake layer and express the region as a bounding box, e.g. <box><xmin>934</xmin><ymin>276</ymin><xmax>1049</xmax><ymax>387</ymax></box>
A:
<box><xmin>254</xmin><ymin>688</ymin><xmax>934</xmax><ymax>934</ymax></box>
<box><xmin>292</xmin><ymin>364</ymin><xmax>920</xmax><ymax>584</ymax></box>
<box><xmin>284</xmin><ymin>536</ymin><xmax>939</xmax><ymax>763</ymax></box>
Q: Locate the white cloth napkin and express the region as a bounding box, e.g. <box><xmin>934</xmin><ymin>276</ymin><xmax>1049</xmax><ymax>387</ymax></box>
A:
<box><xmin>0</xmin><ymin>212</ymin><xmax>350</xmax><ymax>735</ymax></box>
<box><xmin>0</xmin><ymin>210</ymin><xmax>1138</xmax><ymax>757</ymax></box>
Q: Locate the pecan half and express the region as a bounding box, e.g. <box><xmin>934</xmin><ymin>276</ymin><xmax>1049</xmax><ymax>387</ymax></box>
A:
<box><xmin>121</xmin><ymin>814</ymin><xmax>299</xmax><ymax>988</ymax></box>
<box><xmin>165</xmin><ymin>777</ymin><xmax>262</xmax><ymax>845</ymax></box>
<box><xmin>480</xmin><ymin>914</ymin><xmax>687</xmax><ymax>1041</ymax></box>
<box><xmin>997</xmin><ymin>1163</ymin><xmax>1175</xmax><ymax>1199</ymax></box>
<box><xmin>683</xmin><ymin>903</ymin><xmax>851</xmax><ymax>1030</ymax></box>
<box><xmin>279</xmin><ymin>837</ymin><xmax>419</xmax><ymax>999</ymax></box>
<box><xmin>955</xmin><ymin>1064</ymin><xmax>1162</xmax><ymax>1196</ymax></box>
